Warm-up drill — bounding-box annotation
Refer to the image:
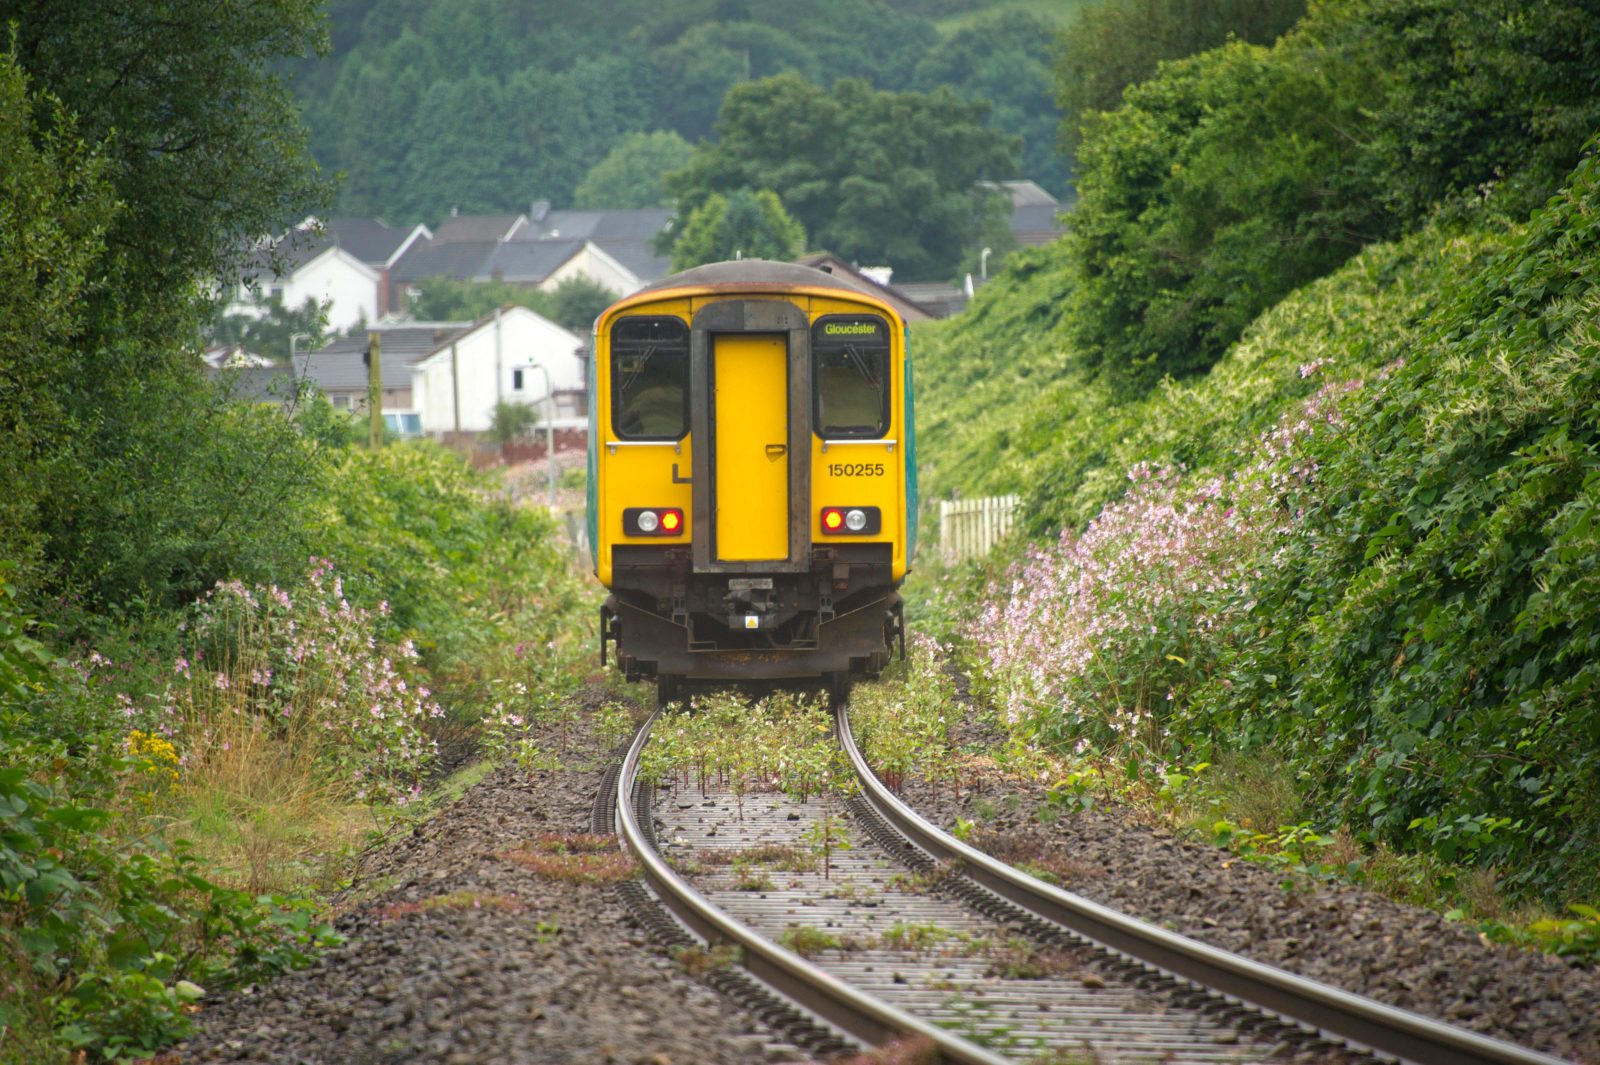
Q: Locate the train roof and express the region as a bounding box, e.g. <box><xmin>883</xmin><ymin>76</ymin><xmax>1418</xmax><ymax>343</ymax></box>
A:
<box><xmin>631</xmin><ymin>259</ymin><xmax>881</xmax><ymax>300</ymax></box>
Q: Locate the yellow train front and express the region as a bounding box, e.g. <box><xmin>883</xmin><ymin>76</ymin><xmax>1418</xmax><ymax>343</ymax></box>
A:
<box><xmin>587</xmin><ymin>259</ymin><xmax>916</xmax><ymax>702</ymax></box>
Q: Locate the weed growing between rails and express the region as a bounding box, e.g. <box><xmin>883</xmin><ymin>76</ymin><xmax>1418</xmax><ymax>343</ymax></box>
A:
<box><xmin>638</xmin><ymin>691</ymin><xmax>859</xmax><ymax>875</ymax></box>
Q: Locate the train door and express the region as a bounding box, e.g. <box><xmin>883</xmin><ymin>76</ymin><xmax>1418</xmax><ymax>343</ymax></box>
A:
<box><xmin>712</xmin><ymin>333</ymin><xmax>789</xmax><ymax>561</ymax></box>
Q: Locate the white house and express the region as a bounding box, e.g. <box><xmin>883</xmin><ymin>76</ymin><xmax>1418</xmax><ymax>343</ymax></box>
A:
<box><xmin>409</xmin><ymin>306</ymin><xmax>585</xmax><ymax>435</ymax></box>
<box><xmin>226</xmin><ymin>218</ymin><xmax>431</xmax><ymax>332</ymax></box>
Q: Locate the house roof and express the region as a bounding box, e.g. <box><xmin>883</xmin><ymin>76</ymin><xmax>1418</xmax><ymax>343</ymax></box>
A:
<box><xmin>1011</xmin><ymin>203</ymin><xmax>1069</xmax><ymax>246</ymax></box>
<box><xmin>299</xmin><ymin>322</ymin><xmax>472</xmax><ymax>391</ymax></box>
<box><xmin>988</xmin><ymin>179</ymin><xmax>1060</xmax><ymax>209</ymax></box>
<box><xmin>238</xmin><ymin>219</ymin><xmax>428</xmax><ymax>281</ymax></box>
<box><xmin>526</xmin><ymin>208</ymin><xmax>673</xmax><ymax>242</ymax></box>
<box><xmin>793</xmin><ymin>254</ymin><xmax>933</xmax><ymax>322</ymax></box>
<box><xmin>415</xmin><ymin>305</ymin><xmax>582</xmax><ymax>366</ymax></box>
<box><xmin>207</xmin><ymin>364</ymin><xmax>300</xmax><ymax>405</ymax></box>
<box><xmin>319</xmin><ymin>218</ymin><xmax>430</xmax><ymax>265</ymax></box>
<box><xmin>390</xmin><ymin>240</ymin><xmax>499</xmax><ymax>284</ymax></box>
<box><xmin>590</xmin><ymin>238</ymin><xmax>671</xmax><ymax>286</ymax></box>
<box><xmin>893</xmin><ymin>280</ymin><xmax>969</xmax><ymax>318</ymax></box>
<box><xmin>432</xmin><ymin>213</ymin><xmax>528</xmax><ymax>243</ymax></box>
<box><xmin>482</xmin><ymin>240</ymin><xmax>585</xmax><ymax>284</ymax></box>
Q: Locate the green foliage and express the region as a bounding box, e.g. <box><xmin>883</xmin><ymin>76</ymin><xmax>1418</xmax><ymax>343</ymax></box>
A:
<box><xmin>665</xmin><ymin>74</ymin><xmax>1017</xmax><ymax>281</ymax></box>
<box><xmin>408</xmin><ymin>276</ymin><xmax>616</xmax><ymax>334</ymax></box>
<box><xmin>912</xmin><ymin>11</ymin><xmax>1074</xmax><ymax>196</ymax></box>
<box><xmin>319</xmin><ymin>444</ymin><xmax>587</xmax><ymax>705</ymax></box>
<box><xmin>0</xmin><ymin>728</ymin><xmax>336</xmax><ymax>1059</ymax></box>
<box><xmin>2</xmin><ymin>6</ymin><xmax>334</xmax><ymax>623</ymax></box>
<box><xmin>1058</xmin><ymin>0</ymin><xmax>1600</xmax><ymax>393</ymax></box>
<box><xmin>308</xmin><ymin>0</ymin><xmax>975</xmax><ymax>218</ymax></box>
<box><xmin>1064</xmin><ymin>37</ymin><xmax>1381</xmax><ymax>390</ymax></box>
<box><xmin>908</xmin><ymin>244</ymin><xmax>1080</xmax><ymax>506</ymax></box>
<box><xmin>205</xmin><ymin>293</ymin><xmax>328</xmax><ymax>362</ymax></box>
<box><xmin>4</xmin><ymin>0</ymin><xmax>331</xmax><ymax>349</ymax></box>
<box><xmin>668</xmin><ymin>188</ymin><xmax>806</xmax><ymax>271</ymax></box>
<box><xmin>1187</xmin><ymin>149</ymin><xmax>1600</xmax><ymax>897</ymax></box>
<box><xmin>961</xmin><ymin>147</ymin><xmax>1600</xmax><ymax>901</ymax></box>
<box><xmin>488</xmin><ymin>401</ymin><xmax>544</xmax><ymax>444</ymax></box>
<box><xmin>0</xmin><ymin>52</ymin><xmax>114</xmax><ymax>596</ymax></box>
<box><xmin>1479</xmin><ymin>905</ymin><xmax>1600</xmax><ymax>965</ymax></box>
<box><xmin>574</xmin><ymin>130</ymin><xmax>694</xmax><ymax>209</ymax></box>
<box><xmin>1054</xmin><ymin>0</ymin><xmax>1307</xmax><ymax>155</ymax></box>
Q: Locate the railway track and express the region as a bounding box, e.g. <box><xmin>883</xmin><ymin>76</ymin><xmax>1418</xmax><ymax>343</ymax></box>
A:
<box><xmin>604</xmin><ymin>706</ymin><xmax>1573</xmax><ymax>1065</ymax></box>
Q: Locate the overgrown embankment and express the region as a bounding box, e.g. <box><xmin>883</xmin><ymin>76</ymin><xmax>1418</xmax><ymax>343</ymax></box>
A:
<box><xmin>1</xmin><ymin>445</ymin><xmax>592</xmax><ymax>1063</ymax></box>
<box><xmin>909</xmin><ymin>0</ymin><xmax>1600</xmax><ymax>912</ymax></box>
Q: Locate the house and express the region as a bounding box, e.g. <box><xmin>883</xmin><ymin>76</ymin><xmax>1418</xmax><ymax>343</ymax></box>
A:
<box><xmin>409</xmin><ymin>306</ymin><xmax>585</xmax><ymax>436</ymax></box>
<box><xmin>294</xmin><ymin>321</ymin><xmax>472</xmax><ymax>418</ymax></box>
<box><xmin>225</xmin><ymin>217</ymin><xmax>431</xmax><ymax>331</ymax></box>
<box><xmin>388</xmin><ymin>207</ymin><xmax>674</xmax><ymax>313</ymax></box>
<box><xmin>793</xmin><ymin>254</ymin><xmax>934</xmax><ymax>323</ymax></box>
<box><xmin>984</xmin><ymin>179</ymin><xmax>1070</xmax><ymax>248</ymax></box>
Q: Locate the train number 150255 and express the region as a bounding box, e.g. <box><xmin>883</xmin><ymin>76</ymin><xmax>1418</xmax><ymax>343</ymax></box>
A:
<box><xmin>827</xmin><ymin>462</ymin><xmax>885</xmax><ymax>477</ymax></box>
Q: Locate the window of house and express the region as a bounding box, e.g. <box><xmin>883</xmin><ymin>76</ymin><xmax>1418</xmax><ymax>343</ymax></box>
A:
<box><xmin>332</xmin><ymin>395</ymin><xmax>351</xmax><ymax>410</ymax></box>
<box><xmin>512</xmin><ymin>368</ymin><xmax>525</xmax><ymax>392</ymax></box>
<box><xmin>610</xmin><ymin>316</ymin><xmax>689</xmax><ymax>440</ymax></box>
<box><xmin>812</xmin><ymin>315</ymin><xmax>890</xmax><ymax>438</ymax></box>
<box><xmin>383</xmin><ymin>412</ymin><xmax>422</xmax><ymax>438</ymax></box>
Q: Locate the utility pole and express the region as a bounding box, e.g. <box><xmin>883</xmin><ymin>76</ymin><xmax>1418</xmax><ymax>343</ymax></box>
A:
<box><xmin>367</xmin><ymin>330</ymin><xmax>383</xmax><ymax>448</ymax></box>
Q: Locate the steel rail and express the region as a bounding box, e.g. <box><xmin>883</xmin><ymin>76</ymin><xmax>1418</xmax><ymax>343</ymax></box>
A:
<box><xmin>614</xmin><ymin>711</ymin><xmax>1013</xmax><ymax>1065</ymax></box>
<box><xmin>836</xmin><ymin>708</ymin><xmax>1573</xmax><ymax>1065</ymax></box>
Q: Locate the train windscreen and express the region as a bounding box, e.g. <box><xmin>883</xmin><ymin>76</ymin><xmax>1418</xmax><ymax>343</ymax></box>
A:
<box><xmin>611</xmin><ymin>316</ymin><xmax>689</xmax><ymax>439</ymax></box>
<box><xmin>813</xmin><ymin>315</ymin><xmax>889</xmax><ymax>438</ymax></box>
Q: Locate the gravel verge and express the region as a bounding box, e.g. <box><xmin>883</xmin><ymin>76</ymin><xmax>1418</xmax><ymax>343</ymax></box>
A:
<box><xmin>888</xmin><ymin>701</ymin><xmax>1600</xmax><ymax>1064</ymax></box>
<box><xmin>166</xmin><ymin>690</ymin><xmax>780</xmax><ymax>1065</ymax></box>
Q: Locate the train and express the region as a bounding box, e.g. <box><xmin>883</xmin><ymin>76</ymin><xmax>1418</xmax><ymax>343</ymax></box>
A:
<box><xmin>586</xmin><ymin>259</ymin><xmax>916</xmax><ymax>705</ymax></box>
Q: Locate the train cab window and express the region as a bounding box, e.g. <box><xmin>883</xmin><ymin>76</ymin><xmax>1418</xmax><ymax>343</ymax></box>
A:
<box><xmin>813</xmin><ymin>315</ymin><xmax>890</xmax><ymax>438</ymax></box>
<box><xmin>611</xmin><ymin>316</ymin><xmax>689</xmax><ymax>439</ymax></box>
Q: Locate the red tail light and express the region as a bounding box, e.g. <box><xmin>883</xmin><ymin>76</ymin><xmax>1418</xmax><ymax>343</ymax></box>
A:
<box><xmin>819</xmin><ymin>506</ymin><xmax>880</xmax><ymax>535</ymax></box>
<box><xmin>624</xmin><ymin>507</ymin><xmax>685</xmax><ymax>537</ymax></box>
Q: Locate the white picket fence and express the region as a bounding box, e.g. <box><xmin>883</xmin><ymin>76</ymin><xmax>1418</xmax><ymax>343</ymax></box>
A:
<box><xmin>937</xmin><ymin>495</ymin><xmax>1021</xmax><ymax>562</ymax></box>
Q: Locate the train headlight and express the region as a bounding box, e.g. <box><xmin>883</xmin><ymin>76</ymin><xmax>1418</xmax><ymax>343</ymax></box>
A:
<box><xmin>624</xmin><ymin>507</ymin><xmax>684</xmax><ymax>537</ymax></box>
<box><xmin>819</xmin><ymin>506</ymin><xmax>881</xmax><ymax>535</ymax></box>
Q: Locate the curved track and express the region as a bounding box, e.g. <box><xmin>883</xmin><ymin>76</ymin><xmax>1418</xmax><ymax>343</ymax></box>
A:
<box><xmin>612</xmin><ymin>707</ymin><xmax>1573</xmax><ymax>1065</ymax></box>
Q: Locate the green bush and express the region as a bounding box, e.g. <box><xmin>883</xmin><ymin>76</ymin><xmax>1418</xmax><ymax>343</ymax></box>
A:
<box><xmin>1194</xmin><ymin>147</ymin><xmax>1600</xmax><ymax>896</ymax></box>
<box><xmin>320</xmin><ymin>443</ymin><xmax>588</xmax><ymax>708</ymax></box>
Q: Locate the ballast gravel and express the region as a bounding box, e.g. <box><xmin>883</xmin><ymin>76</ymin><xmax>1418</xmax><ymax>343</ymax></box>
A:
<box><xmin>895</xmin><ymin>707</ymin><xmax>1600</xmax><ymax>1064</ymax></box>
<box><xmin>165</xmin><ymin>681</ymin><xmax>1600</xmax><ymax>1065</ymax></box>
<box><xmin>167</xmin><ymin>693</ymin><xmax>782</xmax><ymax>1065</ymax></box>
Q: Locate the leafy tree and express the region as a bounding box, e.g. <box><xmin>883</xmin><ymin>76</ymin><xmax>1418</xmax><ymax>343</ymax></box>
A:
<box><xmin>1</xmin><ymin>2</ymin><xmax>335</xmax><ymax>617</ymax></box>
<box><xmin>1055</xmin><ymin>0</ymin><xmax>1307</xmax><ymax>154</ymax></box>
<box><xmin>408</xmin><ymin>277</ymin><xmax>617</xmax><ymax>334</ymax></box>
<box><xmin>1354</xmin><ymin>0</ymin><xmax>1600</xmax><ymax>224</ymax></box>
<box><xmin>5</xmin><ymin>0</ymin><xmax>332</xmax><ymax>345</ymax></box>
<box><xmin>669</xmin><ymin>188</ymin><xmax>807</xmax><ymax>270</ymax></box>
<box><xmin>0</xmin><ymin>52</ymin><xmax>115</xmax><ymax>594</ymax></box>
<box><xmin>207</xmin><ymin>296</ymin><xmax>329</xmax><ymax>363</ymax></box>
<box><xmin>392</xmin><ymin>54</ymin><xmax>652</xmax><ymax>219</ymax></box>
<box><xmin>1060</xmin><ymin>0</ymin><xmax>1600</xmax><ymax>394</ymax></box>
<box><xmin>575</xmin><ymin>130</ymin><xmax>695</xmax><ymax>209</ymax></box>
<box><xmin>667</xmin><ymin>74</ymin><xmax>1016</xmax><ymax>280</ymax></box>
<box><xmin>549</xmin><ymin>276</ymin><xmax>619</xmax><ymax>334</ymax></box>
<box><xmin>1064</xmin><ymin>39</ymin><xmax>1380</xmax><ymax>390</ymax></box>
<box><xmin>913</xmin><ymin>12</ymin><xmax>1073</xmax><ymax>196</ymax></box>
